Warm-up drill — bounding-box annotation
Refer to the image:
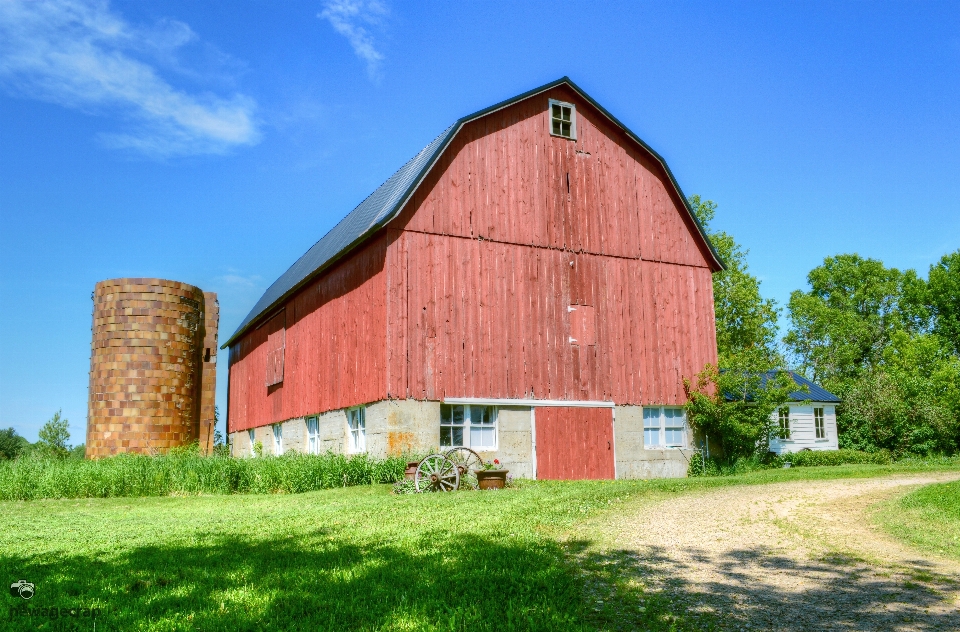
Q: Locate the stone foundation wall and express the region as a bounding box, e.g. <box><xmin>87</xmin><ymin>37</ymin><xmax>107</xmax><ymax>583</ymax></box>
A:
<box><xmin>228</xmin><ymin>402</ymin><xmax>690</xmax><ymax>479</ymax></box>
<box><xmin>614</xmin><ymin>405</ymin><xmax>691</xmax><ymax>479</ymax></box>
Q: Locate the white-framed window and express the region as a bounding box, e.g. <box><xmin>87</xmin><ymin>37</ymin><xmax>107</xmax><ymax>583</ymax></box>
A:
<box><xmin>814</xmin><ymin>407</ymin><xmax>826</xmax><ymax>439</ymax></box>
<box><xmin>272</xmin><ymin>424</ymin><xmax>283</xmax><ymax>455</ymax></box>
<box><xmin>549</xmin><ymin>99</ymin><xmax>576</xmax><ymax>140</ymax></box>
<box><xmin>440</xmin><ymin>404</ymin><xmax>497</xmax><ymax>450</ymax></box>
<box><xmin>348</xmin><ymin>407</ymin><xmax>366</xmax><ymax>453</ymax></box>
<box><xmin>642</xmin><ymin>406</ymin><xmax>687</xmax><ymax>448</ymax></box>
<box><xmin>778</xmin><ymin>407</ymin><xmax>791</xmax><ymax>439</ymax></box>
<box><xmin>306</xmin><ymin>417</ymin><xmax>320</xmax><ymax>455</ymax></box>
<box><xmin>248</xmin><ymin>429</ymin><xmax>256</xmax><ymax>457</ymax></box>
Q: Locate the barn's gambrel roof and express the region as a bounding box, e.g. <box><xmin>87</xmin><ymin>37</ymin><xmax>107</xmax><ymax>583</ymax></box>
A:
<box><xmin>223</xmin><ymin>77</ymin><xmax>724</xmax><ymax>348</ymax></box>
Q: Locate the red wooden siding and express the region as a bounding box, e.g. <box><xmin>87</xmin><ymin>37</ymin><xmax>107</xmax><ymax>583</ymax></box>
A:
<box><xmin>394</xmin><ymin>231</ymin><xmax>715</xmax><ymax>405</ymax></box>
<box><xmin>228</xmin><ymin>235</ymin><xmax>389</xmax><ymax>432</ymax></box>
<box><xmin>394</xmin><ymin>86</ymin><xmax>715</xmax><ymax>269</ymax></box>
<box><xmin>264</xmin><ymin>311</ymin><xmax>285</xmax><ymax>387</ymax></box>
<box><xmin>535</xmin><ymin>407</ymin><xmax>615</xmax><ymax>480</ymax></box>
<box><xmin>227</xmin><ymin>84</ymin><xmax>719</xmax><ymax>432</ymax></box>
<box><xmin>569</xmin><ymin>305</ymin><xmax>596</xmax><ymax>346</ymax></box>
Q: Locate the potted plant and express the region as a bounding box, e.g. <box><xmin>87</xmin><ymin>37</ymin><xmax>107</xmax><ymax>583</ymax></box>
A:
<box><xmin>474</xmin><ymin>459</ymin><xmax>509</xmax><ymax>490</ymax></box>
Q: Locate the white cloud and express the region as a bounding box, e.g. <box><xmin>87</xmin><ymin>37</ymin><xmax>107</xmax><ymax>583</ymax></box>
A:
<box><xmin>0</xmin><ymin>0</ymin><xmax>259</xmax><ymax>156</ymax></box>
<box><xmin>216</xmin><ymin>273</ymin><xmax>262</xmax><ymax>289</ymax></box>
<box><xmin>319</xmin><ymin>0</ymin><xmax>387</xmax><ymax>79</ymax></box>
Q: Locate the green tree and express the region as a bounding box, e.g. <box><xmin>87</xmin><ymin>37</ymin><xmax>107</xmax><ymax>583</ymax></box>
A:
<box><xmin>0</xmin><ymin>427</ymin><xmax>27</xmax><ymax>460</ymax></box>
<box><xmin>840</xmin><ymin>332</ymin><xmax>960</xmax><ymax>456</ymax></box>
<box><xmin>684</xmin><ymin>196</ymin><xmax>792</xmax><ymax>462</ymax></box>
<box><xmin>685</xmin><ymin>361</ymin><xmax>796</xmax><ymax>461</ymax></box>
<box><xmin>689</xmin><ymin>195</ymin><xmax>781</xmax><ymax>366</ymax></box>
<box><xmin>928</xmin><ymin>250</ymin><xmax>960</xmax><ymax>356</ymax></box>
<box><xmin>786</xmin><ymin>252</ymin><xmax>960</xmax><ymax>456</ymax></box>
<box><xmin>36</xmin><ymin>410</ymin><xmax>71</xmax><ymax>458</ymax></box>
<box><xmin>784</xmin><ymin>254</ymin><xmax>925</xmax><ymax>396</ymax></box>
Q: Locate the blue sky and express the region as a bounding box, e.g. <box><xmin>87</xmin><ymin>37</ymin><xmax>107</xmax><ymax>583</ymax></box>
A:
<box><xmin>1</xmin><ymin>0</ymin><xmax>958</xmax><ymax>443</ymax></box>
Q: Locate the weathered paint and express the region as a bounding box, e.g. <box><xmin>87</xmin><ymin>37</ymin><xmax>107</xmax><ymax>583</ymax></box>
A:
<box><xmin>534</xmin><ymin>406</ymin><xmax>615</xmax><ymax>480</ymax></box>
<box><xmin>227</xmin><ymin>86</ymin><xmax>718</xmax><ymax>433</ymax></box>
<box><xmin>228</xmin><ymin>236</ymin><xmax>388</xmax><ymax>432</ymax></box>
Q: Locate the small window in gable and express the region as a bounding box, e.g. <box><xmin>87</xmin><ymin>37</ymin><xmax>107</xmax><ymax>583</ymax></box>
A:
<box><xmin>549</xmin><ymin>99</ymin><xmax>576</xmax><ymax>140</ymax></box>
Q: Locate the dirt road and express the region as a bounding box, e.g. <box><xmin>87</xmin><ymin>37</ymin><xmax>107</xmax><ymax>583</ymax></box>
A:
<box><xmin>604</xmin><ymin>473</ymin><xmax>960</xmax><ymax>631</ymax></box>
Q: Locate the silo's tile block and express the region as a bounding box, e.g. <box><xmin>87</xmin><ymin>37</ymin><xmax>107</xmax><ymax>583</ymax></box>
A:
<box><xmin>86</xmin><ymin>278</ymin><xmax>218</xmax><ymax>458</ymax></box>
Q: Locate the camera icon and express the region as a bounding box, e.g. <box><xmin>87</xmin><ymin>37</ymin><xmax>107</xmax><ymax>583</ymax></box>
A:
<box><xmin>10</xmin><ymin>580</ymin><xmax>35</xmax><ymax>600</ymax></box>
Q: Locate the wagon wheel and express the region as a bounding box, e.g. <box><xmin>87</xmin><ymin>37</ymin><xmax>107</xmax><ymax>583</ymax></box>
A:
<box><xmin>444</xmin><ymin>447</ymin><xmax>483</xmax><ymax>490</ymax></box>
<box><xmin>415</xmin><ymin>454</ymin><xmax>460</xmax><ymax>493</ymax></box>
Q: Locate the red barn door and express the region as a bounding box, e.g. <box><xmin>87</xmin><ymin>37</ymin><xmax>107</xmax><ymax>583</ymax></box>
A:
<box><xmin>535</xmin><ymin>407</ymin><xmax>615</xmax><ymax>480</ymax></box>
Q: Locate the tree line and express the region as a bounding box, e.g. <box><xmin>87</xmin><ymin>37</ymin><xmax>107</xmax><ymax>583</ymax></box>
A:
<box><xmin>686</xmin><ymin>196</ymin><xmax>960</xmax><ymax>462</ymax></box>
<box><xmin>0</xmin><ymin>410</ymin><xmax>84</xmax><ymax>460</ymax></box>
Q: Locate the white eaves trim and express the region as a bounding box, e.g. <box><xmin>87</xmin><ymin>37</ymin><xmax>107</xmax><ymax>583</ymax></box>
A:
<box><xmin>443</xmin><ymin>398</ymin><xmax>615</xmax><ymax>408</ymax></box>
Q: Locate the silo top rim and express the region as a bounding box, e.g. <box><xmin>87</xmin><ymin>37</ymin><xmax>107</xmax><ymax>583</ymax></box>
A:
<box><xmin>94</xmin><ymin>278</ymin><xmax>203</xmax><ymax>291</ymax></box>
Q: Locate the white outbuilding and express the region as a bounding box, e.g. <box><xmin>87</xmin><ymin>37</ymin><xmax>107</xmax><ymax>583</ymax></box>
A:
<box><xmin>768</xmin><ymin>372</ymin><xmax>841</xmax><ymax>454</ymax></box>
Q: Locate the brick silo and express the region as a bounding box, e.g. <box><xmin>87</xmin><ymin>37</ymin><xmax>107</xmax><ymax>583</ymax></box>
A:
<box><xmin>86</xmin><ymin>278</ymin><xmax>219</xmax><ymax>458</ymax></box>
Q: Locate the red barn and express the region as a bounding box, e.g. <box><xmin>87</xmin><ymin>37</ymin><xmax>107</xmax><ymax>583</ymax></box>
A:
<box><xmin>223</xmin><ymin>78</ymin><xmax>722</xmax><ymax>479</ymax></box>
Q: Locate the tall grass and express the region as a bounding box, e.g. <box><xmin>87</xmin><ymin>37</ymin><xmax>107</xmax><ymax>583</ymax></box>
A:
<box><xmin>0</xmin><ymin>450</ymin><xmax>409</xmax><ymax>501</ymax></box>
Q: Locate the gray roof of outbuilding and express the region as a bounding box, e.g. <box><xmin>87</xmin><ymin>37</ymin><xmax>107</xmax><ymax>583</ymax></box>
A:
<box><xmin>223</xmin><ymin>77</ymin><xmax>724</xmax><ymax>348</ymax></box>
<box><xmin>781</xmin><ymin>371</ymin><xmax>841</xmax><ymax>403</ymax></box>
<box><xmin>720</xmin><ymin>371</ymin><xmax>841</xmax><ymax>403</ymax></box>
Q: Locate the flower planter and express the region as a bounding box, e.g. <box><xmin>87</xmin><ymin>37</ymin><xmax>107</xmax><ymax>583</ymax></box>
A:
<box><xmin>404</xmin><ymin>461</ymin><xmax>421</xmax><ymax>481</ymax></box>
<box><xmin>474</xmin><ymin>469</ymin><xmax>509</xmax><ymax>490</ymax></box>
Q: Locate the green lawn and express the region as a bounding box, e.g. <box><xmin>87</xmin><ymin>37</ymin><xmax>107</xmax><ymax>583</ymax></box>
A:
<box><xmin>876</xmin><ymin>479</ymin><xmax>960</xmax><ymax>561</ymax></box>
<box><xmin>2</xmin><ymin>461</ymin><xmax>958</xmax><ymax>632</ymax></box>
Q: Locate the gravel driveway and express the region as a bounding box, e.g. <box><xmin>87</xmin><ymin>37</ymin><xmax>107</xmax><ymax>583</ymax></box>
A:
<box><xmin>600</xmin><ymin>473</ymin><xmax>960</xmax><ymax>631</ymax></box>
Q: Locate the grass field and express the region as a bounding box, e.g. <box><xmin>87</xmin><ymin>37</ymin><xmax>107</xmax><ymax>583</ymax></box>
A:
<box><xmin>876</xmin><ymin>479</ymin><xmax>960</xmax><ymax>561</ymax></box>
<box><xmin>0</xmin><ymin>451</ymin><xmax>409</xmax><ymax>501</ymax></box>
<box><xmin>3</xmin><ymin>461</ymin><xmax>959</xmax><ymax>632</ymax></box>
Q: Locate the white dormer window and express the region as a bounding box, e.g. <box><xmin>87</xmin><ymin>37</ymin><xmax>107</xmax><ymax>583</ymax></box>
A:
<box><xmin>549</xmin><ymin>99</ymin><xmax>576</xmax><ymax>140</ymax></box>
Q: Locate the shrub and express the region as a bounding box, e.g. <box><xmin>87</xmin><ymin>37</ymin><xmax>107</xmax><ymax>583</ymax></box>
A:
<box><xmin>0</xmin><ymin>428</ymin><xmax>27</xmax><ymax>460</ymax></box>
<box><xmin>0</xmin><ymin>451</ymin><xmax>410</xmax><ymax>501</ymax></box>
<box><xmin>778</xmin><ymin>448</ymin><xmax>892</xmax><ymax>467</ymax></box>
<box><xmin>689</xmin><ymin>448</ymin><xmax>894</xmax><ymax>476</ymax></box>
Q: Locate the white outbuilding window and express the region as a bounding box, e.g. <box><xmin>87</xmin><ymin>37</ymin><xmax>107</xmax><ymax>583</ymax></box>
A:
<box><xmin>440</xmin><ymin>404</ymin><xmax>497</xmax><ymax>450</ymax></box>
<box><xmin>814</xmin><ymin>407</ymin><xmax>826</xmax><ymax>439</ymax></box>
<box><xmin>643</xmin><ymin>407</ymin><xmax>687</xmax><ymax>448</ymax></box>
<box><xmin>778</xmin><ymin>407</ymin><xmax>791</xmax><ymax>438</ymax></box>
<box><xmin>348</xmin><ymin>407</ymin><xmax>366</xmax><ymax>453</ymax></box>
<box><xmin>306</xmin><ymin>417</ymin><xmax>320</xmax><ymax>455</ymax></box>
